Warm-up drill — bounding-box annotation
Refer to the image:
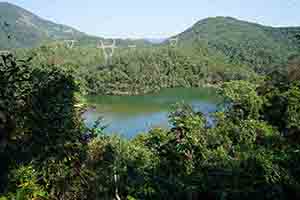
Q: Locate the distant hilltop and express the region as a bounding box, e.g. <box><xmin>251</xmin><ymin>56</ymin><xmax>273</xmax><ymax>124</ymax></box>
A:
<box><xmin>0</xmin><ymin>2</ymin><xmax>300</xmax><ymax>53</ymax></box>
<box><xmin>0</xmin><ymin>2</ymin><xmax>152</xmax><ymax>49</ymax></box>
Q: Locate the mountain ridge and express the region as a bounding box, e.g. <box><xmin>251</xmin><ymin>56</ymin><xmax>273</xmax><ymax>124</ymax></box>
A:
<box><xmin>1</xmin><ymin>2</ymin><xmax>300</xmax><ymax>56</ymax></box>
<box><xmin>169</xmin><ymin>16</ymin><xmax>300</xmax><ymax>69</ymax></box>
<box><xmin>0</xmin><ymin>2</ymin><xmax>152</xmax><ymax>49</ymax></box>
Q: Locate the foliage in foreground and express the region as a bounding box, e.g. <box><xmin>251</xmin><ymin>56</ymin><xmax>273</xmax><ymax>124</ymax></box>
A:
<box><xmin>0</xmin><ymin>53</ymin><xmax>300</xmax><ymax>200</ymax></box>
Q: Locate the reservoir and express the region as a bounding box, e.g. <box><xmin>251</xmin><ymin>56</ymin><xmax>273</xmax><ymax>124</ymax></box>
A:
<box><xmin>83</xmin><ymin>87</ymin><xmax>221</xmax><ymax>138</ymax></box>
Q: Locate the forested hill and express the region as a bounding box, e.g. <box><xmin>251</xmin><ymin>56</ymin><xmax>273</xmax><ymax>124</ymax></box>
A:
<box><xmin>0</xmin><ymin>2</ymin><xmax>152</xmax><ymax>49</ymax></box>
<box><xmin>2</xmin><ymin>2</ymin><xmax>300</xmax><ymax>57</ymax></box>
<box><xmin>0</xmin><ymin>2</ymin><xmax>88</xmax><ymax>48</ymax></box>
<box><xmin>171</xmin><ymin>17</ymin><xmax>300</xmax><ymax>70</ymax></box>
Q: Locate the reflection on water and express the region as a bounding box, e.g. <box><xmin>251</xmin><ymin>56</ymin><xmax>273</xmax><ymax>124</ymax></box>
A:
<box><xmin>83</xmin><ymin>88</ymin><xmax>221</xmax><ymax>138</ymax></box>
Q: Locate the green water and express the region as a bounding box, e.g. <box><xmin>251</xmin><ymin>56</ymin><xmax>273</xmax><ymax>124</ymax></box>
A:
<box><xmin>83</xmin><ymin>87</ymin><xmax>221</xmax><ymax>138</ymax></box>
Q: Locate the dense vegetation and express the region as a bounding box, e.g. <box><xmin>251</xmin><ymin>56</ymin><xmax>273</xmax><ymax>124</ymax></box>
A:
<box><xmin>175</xmin><ymin>17</ymin><xmax>300</xmax><ymax>72</ymax></box>
<box><xmin>12</xmin><ymin>32</ymin><xmax>295</xmax><ymax>96</ymax></box>
<box><xmin>14</xmin><ymin>43</ymin><xmax>256</xmax><ymax>95</ymax></box>
<box><xmin>3</xmin><ymin>7</ymin><xmax>299</xmax><ymax>95</ymax></box>
<box><xmin>1</xmin><ymin>3</ymin><xmax>300</xmax><ymax>199</ymax></box>
<box><xmin>0</xmin><ymin>50</ymin><xmax>300</xmax><ymax>199</ymax></box>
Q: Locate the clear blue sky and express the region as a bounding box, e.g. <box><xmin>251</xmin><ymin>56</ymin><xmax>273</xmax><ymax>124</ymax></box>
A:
<box><xmin>3</xmin><ymin>0</ymin><xmax>300</xmax><ymax>38</ymax></box>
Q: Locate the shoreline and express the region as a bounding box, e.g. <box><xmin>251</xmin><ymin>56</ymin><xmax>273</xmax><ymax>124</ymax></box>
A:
<box><xmin>87</xmin><ymin>84</ymin><xmax>221</xmax><ymax>97</ymax></box>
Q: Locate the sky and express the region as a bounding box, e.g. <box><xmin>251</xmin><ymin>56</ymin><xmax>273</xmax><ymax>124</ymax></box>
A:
<box><xmin>3</xmin><ymin>0</ymin><xmax>300</xmax><ymax>38</ymax></box>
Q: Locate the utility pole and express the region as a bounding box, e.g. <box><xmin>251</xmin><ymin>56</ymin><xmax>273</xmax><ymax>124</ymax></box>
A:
<box><xmin>97</xmin><ymin>39</ymin><xmax>117</xmax><ymax>65</ymax></box>
<box><xmin>169</xmin><ymin>37</ymin><xmax>178</xmax><ymax>47</ymax></box>
<box><xmin>64</xmin><ymin>40</ymin><xmax>77</xmax><ymax>49</ymax></box>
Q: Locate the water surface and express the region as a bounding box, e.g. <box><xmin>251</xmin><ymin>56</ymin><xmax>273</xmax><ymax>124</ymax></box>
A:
<box><xmin>83</xmin><ymin>88</ymin><xmax>221</xmax><ymax>138</ymax></box>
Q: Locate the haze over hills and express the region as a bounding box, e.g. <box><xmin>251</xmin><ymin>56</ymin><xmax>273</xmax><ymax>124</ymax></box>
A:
<box><xmin>145</xmin><ymin>38</ymin><xmax>167</xmax><ymax>44</ymax></box>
